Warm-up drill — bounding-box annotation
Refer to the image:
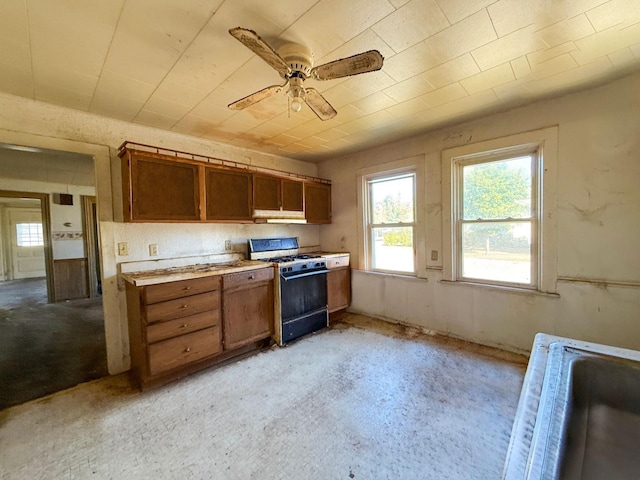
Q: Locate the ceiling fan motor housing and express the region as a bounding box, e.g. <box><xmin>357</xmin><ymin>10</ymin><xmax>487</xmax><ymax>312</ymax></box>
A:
<box><xmin>277</xmin><ymin>43</ymin><xmax>314</xmax><ymax>77</ymax></box>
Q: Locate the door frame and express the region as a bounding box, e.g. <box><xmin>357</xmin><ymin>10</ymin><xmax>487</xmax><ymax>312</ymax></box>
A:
<box><xmin>81</xmin><ymin>195</ymin><xmax>99</xmax><ymax>298</ymax></box>
<box><xmin>0</xmin><ymin>190</ymin><xmax>54</xmax><ymax>303</ymax></box>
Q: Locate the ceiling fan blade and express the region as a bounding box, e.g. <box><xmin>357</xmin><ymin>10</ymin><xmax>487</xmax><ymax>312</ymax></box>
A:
<box><xmin>311</xmin><ymin>50</ymin><xmax>384</xmax><ymax>80</ymax></box>
<box><xmin>229</xmin><ymin>27</ymin><xmax>291</xmax><ymax>78</ymax></box>
<box><xmin>228</xmin><ymin>84</ymin><xmax>283</xmax><ymax>110</ymax></box>
<box><xmin>304</xmin><ymin>88</ymin><xmax>337</xmax><ymax>121</ymax></box>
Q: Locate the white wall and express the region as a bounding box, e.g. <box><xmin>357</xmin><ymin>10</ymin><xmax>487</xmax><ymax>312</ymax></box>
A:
<box><xmin>318</xmin><ymin>72</ymin><xmax>640</xmax><ymax>353</ymax></box>
<box><xmin>0</xmin><ymin>93</ymin><xmax>320</xmax><ymax>375</ymax></box>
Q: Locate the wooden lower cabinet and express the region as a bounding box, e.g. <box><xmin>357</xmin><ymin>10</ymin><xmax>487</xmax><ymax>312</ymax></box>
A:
<box><xmin>126</xmin><ymin>268</ymin><xmax>274</xmax><ymax>389</ymax></box>
<box><xmin>222</xmin><ymin>267</ymin><xmax>274</xmax><ymax>350</ymax></box>
<box><xmin>327</xmin><ymin>267</ymin><xmax>351</xmax><ymax>313</ymax></box>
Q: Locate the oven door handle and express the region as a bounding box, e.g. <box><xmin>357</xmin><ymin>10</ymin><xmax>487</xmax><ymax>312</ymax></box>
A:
<box><xmin>280</xmin><ymin>269</ymin><xmax>330</xmax><ymax>281</ymax></box>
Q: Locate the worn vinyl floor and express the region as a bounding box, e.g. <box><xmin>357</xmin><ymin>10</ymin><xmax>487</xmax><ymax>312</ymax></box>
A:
<box><xmin>0</xmin><ymin>314</ymin><xmax>526</xmax><ymax>480</ymax></box>
<box><xmin>0</xmin><ymin>278</ymin><xmax>108</xmax><ymax>410</ymax></box>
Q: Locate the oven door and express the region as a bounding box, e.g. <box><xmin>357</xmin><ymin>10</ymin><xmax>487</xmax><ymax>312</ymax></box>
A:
<box><xmin>279</xmin><ymin>270</ymin><xmax>328</xmax><ymax>344</ymax></box>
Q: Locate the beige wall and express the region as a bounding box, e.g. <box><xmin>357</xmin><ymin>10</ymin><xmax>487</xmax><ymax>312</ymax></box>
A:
<box><xmin>0</xmin><ymin>93</ymin><xmax>320</xmax><ymax>374</ymax></box>
<box><xmin>318</xmin><ymin>72</ymin><xmax>640</xmax><ymax>353</ymax></box>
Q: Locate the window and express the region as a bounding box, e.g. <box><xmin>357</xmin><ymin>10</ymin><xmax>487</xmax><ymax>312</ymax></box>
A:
<box><xmin>16</xmin><ymin>222</ymin><xmax>44</xmax><ymax>246</ymax></box>
<box><xmin>365</xmin><ymin>172</ymin><xmax>415</xmax><ymax>274</ymax></box>
<box><xmin>456</xmin><ymin>153</ymin><xmax>536</xmax><ymax>287</ymax></box>
<box><xmin>442</xmin><ymin>127</ymin><xmax>558</xmax><ymax>293</ymax></box>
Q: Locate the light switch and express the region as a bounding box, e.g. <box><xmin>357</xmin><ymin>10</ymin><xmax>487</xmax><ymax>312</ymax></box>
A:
<box><xmin>149</xmin><ymin>244</ymin><xmax>158</xmax><ymax>256</ymax></box>
<box><xmin>118</xmin><ymin>242</ymin><xmax>128</xmax><ymax>256</ymax></box>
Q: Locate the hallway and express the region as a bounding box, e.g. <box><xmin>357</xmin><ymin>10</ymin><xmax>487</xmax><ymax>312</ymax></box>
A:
<box><xmin>0</xmin><ymin>277</ymin><xmax>107</xmax><ymax>410</ymax></box>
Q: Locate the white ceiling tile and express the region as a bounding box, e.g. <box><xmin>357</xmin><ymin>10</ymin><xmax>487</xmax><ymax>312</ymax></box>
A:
<box><xmin>527</xmin><ymin>42</ymin><xmax>577</xmax><ymax>66</ymax></box>
<box><xmin>385</xmin><ymin>97</ymin><xmax>429</xmax><ymax>118</ymax></box>
<box><xmin>630</xmin><ymin>42</ymin><xmax>640</xmax><ymax>58</ymax></box>
<box><xmin>284</xmin><ymin>0</ymin><xmax>395</xmax><ymax>58</ymax></box>
<box><xmin>420</xmin><ymin>82</ymin><xmax>468</xmax><ymax>107</ymax></box>
<box><xmin>510</xmin><ymin>56</ymin><xmax>532</xmax><ymax>79</ymax></box>
<box><xmin>426</xmin><ymin>10</ymin><xmax>497</xmax><ymax>65</ymax></box>
<box><xmin>435</xmin><ymin>0</ymin><xmax>495</xmax><ymax>24</ymax></box>
<box><xmin>472</xmin><ymin>26</ymin><xmax>546</xmax><ymax>71</ymax></box>
<box><xmin>383</xmin><ymin>75</ymin><xmax>434</xmax><ymax>103</ymax></box>
<box><xmin>188</xmin><ymin>100</ymin><xmax>236</xmax><ymax>124</ymax></box>
<box><xmin>0</xmin><ymin>61</ymin><xmax>33</xmax><ymax>97</ymax></box>
<box><xmin>322</xmin><ymin>83</ymin><xmax>357</xmax><ymax>109</ymax></box>
<box><xmin>421</xmin><ymin>53</ymin><xmax>480</xmax><ymax>88</ymax></box>
<box><xmin>383</xmin><ymin>41</ymin><xmax>441</xmax><ymax>81</ymax></box>
<box><xmin>352</xmin><ymin>91</ymin><xmax>397</xmax><ymax>114</ymax></box>
<box><xmin>0</xmin><ymin>0</ymin><xmax>29</xmax><ymax>44</ymax></box>
<box><xmin>372</xmin><ymin>0</ymin><xmax>449</xmax><ymax>53</ymax></box>
<box><xmin>313</xmin><ymin>127</ymin><xmax>349</xmax><ymax>142</ymax></box>
<box><xmin>171</xmin><ymin>114</ymin><xmax>220</xmax><ymax>137</ymax></box>
<box><xmin>535</xmin><ymin>14</ymin><xmax>595</xmax><ymax>48</ymax></box>
<box><xmin>33</xmin><ymin>64</ymin><xmax>98</xmax><ymax>97</ymax></box>
<box><xmin>492</xmin><ymin>80</ymin><xmax>535</xmax><ymax>101</ymax></box>
<box><xmin>524</xmin><ymin>56</ymin><xmax>613</xmax><ymax>95</ymax></box>
<box><xmin>147</xmin><ymin>81</ymin><xmax>208</xmax><ymax>108</ymax></box>
<box><xmin>419</xmin><ymin>89</ymin><xmax>498</xmax><ymax>124</ymax></box>
<box><xmin>138</xmin><ymin>97</ymin><xmax>192</xmax><ymax>119</ymax></box>
<box><xmin>91</xmin><ymin>70</ymin><xmax>155</xmax><ymax>107</ymax></box>
<box><xmin>135</xmin><ymin>110</ymin><xmax>181</xmax><ymax>130</ymax></box>
<box><xmin>460</xmin><ymin>63</ymin><xmax>515</xmax><ymax>95</ymax></box>
<box><xmin>389</xmin><ymin>0</ymin><xmax>411</xmax><ymax>7</ymax></box>
<box><xmin>607</xmin><ymin>47</ymin><xmax>637</xmax><ymax>67</ymax></box>
<box><xmin>295</xmin><ymin>135</ymin><xmax>329</xmax><ymax>149</ymax></box>
<box><xmin>587</xmin><ymin>0</ymin><xmax>640</xmax><ymax>31</ymax></box>
<box><xmin>529</xmin><ymin>53</ymin><xmax>579</xmax><ymax>80</ymax></box>
<box><xmin>572</xmin><ymin>22</ymin><xmax>640</xmax><ymax>65</ymax></box>
<box><xmin>35</xmin><ymin>84</ymin><xmax>93</xmax><ymax>111</ymax></box>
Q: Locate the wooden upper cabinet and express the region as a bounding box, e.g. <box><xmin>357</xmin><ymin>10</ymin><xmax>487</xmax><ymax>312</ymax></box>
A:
<box><xmin>253</xmin><ymin>174</ymin><xmax>281</xmax><ymax>210</ymax></box>
<box><xmin>282</xmin><ymin>179</ymin><xmax>304</xmax><ymax>212</ymax></box>
<box><xmin>122</xmin><ymin>151</ymin><xmax>201</xmax><ymax>222</ymax></box>
<box><xmin>304</xmin><ymin>182</ymin><xmax>331</xmax><ymax>223</ymax></box>
<box><xmin>253</xmin><ymin>174</ymin><xmax>304</xmax><ymax>213</ymax></box>
<box><xmin>205</xmin><ymin>166</ymin><xmax>253</xmax><ymax>221</ymax></box>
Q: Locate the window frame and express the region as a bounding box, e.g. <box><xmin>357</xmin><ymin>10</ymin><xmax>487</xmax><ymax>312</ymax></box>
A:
<box><xmin>442</xmin><ymin>127</ymin><xmax>558</xmax><ymax>294</ymax></box>
<box><xmin>365</xmin><ymin>171</ymin><xmax>417</xmax><ymax>275</ymax></box>
<box><xmin>454</xmin><ymin>149</ymin><xmax>539</xmax><ymax>289</ymax></box>
<box><xmin>16</xmin><ymin>222</ymin><xmax>44</xmax><ymax>247</ymax></box>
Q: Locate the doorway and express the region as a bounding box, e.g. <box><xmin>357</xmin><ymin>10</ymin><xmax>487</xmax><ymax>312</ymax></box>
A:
<box><xmin>0</xmin><ymin>145</ymin><xmax>108</xmax><ymax>410</ymax></box>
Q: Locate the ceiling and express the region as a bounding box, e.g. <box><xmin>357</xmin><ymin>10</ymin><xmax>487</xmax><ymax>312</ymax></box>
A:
<box><xmin>1</xmin><ymin>0</ymin><xmax>639</xmax><ymax>163</ymax></box>
<box><xmin>0</xmin><ymin>144</ymin><xmax>95</xmax><ymax>186</ymax></box>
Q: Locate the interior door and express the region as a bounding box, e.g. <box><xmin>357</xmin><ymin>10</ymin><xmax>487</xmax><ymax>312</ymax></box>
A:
<box><xmin>9</xmin><ymin>208</ymin><xmax>46</xmax><ymax>279</ymax></box>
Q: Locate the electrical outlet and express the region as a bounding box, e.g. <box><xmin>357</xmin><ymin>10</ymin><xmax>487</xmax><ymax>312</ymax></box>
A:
<box><xmin>149</xmin><ymin>244</ymin><xmax>158</xmax><ymax>256</ymax></box>
<box><xmin>118</xmin><ymin>242</ymin><xmax>128</xmax><ymax>256</ymax></box>
<box><xmin>225</xmin><ymin>240</ymin><xmax>232</xmax><ymax>251</ymax></box>
<box><xmin>431</xmin><ymin>250</ymin><xmax>438</xmax><ymax>261</ymax></box>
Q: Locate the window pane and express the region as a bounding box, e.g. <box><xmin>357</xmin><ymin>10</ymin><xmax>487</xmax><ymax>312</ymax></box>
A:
<box><xmin>463</xmin><ymin>156</ymin><xmax>532</xmax><ymax>220</ymax></box>
<box><xmin>16</xmin><ymin>223</ymin><xmax>44</xmax><ymax>247</ymax></box>
<box><xmin>372</xmin><ymin>226</ymin><xmax>413</xmax><ymax>272</ymax></box>
<box><xmin>461</xmin><ymin>222</ymin><xmax>531</xmax><ymax>284</ymax></box>
<box><xmin>370</xmin><ymin>175</ymin><xmax>414</xmax><ymax>224</ymax></box>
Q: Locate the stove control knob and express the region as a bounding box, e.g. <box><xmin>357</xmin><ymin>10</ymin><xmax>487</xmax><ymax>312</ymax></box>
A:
<box><xmin>301</xmin><ymin>264</ymin><xmax>307</xmax><ymax>269</ymax></box>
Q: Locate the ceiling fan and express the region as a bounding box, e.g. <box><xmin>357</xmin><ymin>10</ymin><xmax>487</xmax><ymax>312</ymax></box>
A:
<box><xmin>228</xmin><ymin>27</ymin><xmax>384</xmax><ymax>121</ymax></box>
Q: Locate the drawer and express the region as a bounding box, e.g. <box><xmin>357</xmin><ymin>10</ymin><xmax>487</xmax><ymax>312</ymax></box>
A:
<box><xmin>223</xmin><ymin>267</ymin><xmax>274</xmax><ymax>290</ymax></box>
<box><xmin>327</xmin><ymin>255</ymin><xmax>349</xmax><ymax>269</ymax></box>
<box><xmin>144</xmin><ymin>275</ymin><xmax>220</xmax><ymax>304</ymax></box>
<box><xmin>145</xmin><ymin>291</ymin><xmax>219</xmax><ymax>324</ymax></box>
<box><xmin>148</xmin><ymin>326</ymin><xmax>221</xmax><ymax>376</ymax></box>
<box><xmin>146</xmin><ymin>309</ymin><xmax>219</xmax><ymax>344</ymax></box>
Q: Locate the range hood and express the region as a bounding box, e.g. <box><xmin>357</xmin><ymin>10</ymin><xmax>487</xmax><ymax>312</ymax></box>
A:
<box><xmin>253</xmin><ymin>209</ymin><xmax>307</xmax><ymax>224</ymax></box>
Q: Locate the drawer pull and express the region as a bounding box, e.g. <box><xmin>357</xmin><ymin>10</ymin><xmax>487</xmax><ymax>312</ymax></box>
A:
<box><xmin>180</xmin><ymin>323</ymin><xmax>189</xmax><ymax>328</ymax></box>
<box><xmin>184</xmin><ymin>347</ymin><xmax>191</xmax><ymax>353</ymax></box>
<box><xmin>183</xmin><ymin>286</ymin><xmax>191</xmax><ymax>291</ymax></box>
<box><xmin>180</xmin><ymin>304</ymin><xmax>188</xmax><ymax>309</ymax></box>
<box><xmin>248</xmin><ymin>275</ymin><xmax>255</xmax><ymax>279</ymax></box>
<box><xmin>336</xmin><ymin>262</ymin><xmax>340</xmax><ymax>265</ymax></box>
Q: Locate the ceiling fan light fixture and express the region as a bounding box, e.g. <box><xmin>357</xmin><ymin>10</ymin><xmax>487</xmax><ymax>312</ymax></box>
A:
<box><xmin>288</xmin><ymin>76</ymin><xmax>305</xmax><ymax>112</ymax></box>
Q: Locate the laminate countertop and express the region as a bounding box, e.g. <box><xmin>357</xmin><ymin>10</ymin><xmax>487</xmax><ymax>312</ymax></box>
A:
<box><xmin>121</xmin><ymin>260</ymin><xmax>271</xmax><ymax>287</ymax></box>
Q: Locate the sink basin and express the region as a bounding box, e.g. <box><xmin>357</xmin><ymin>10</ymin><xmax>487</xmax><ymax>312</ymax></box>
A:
<box><xmin>531</xmin><ymin>345</ymin><xmax>640</xmax><ymax>479</ymax></box>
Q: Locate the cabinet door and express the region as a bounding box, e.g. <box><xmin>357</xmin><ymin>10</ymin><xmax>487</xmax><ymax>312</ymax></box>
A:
<box><xmin>327</xmin><ymin>267</ymin><xmax>350</xmax><ymax>313</ymax></box>
<box><xmin>282</xmin><ymin>179</ymin><xmax>304</xmax><ymax>211</ymax></box>
<box><xmin>304</xmin><ymin>182</ymin><xmax>331</xmax><ymax>223</ymax></box>
<box><xmin>124</xmin><ymin>153</ymin><xmax>201</xmax><ymax>221</ymax></box>
<box><xmin>223</xmin><ymin>283</ymin><xmax>274</xmax><ymax>350</ymax></box>
<box><xmin>253</xmin><ymin>174</ymin><xmax>280</xmax><ymax>210</ymax></box>
<box><xmin>205</xmin><ymin>167</ymin><xmax>252</xmax><ymax>221</ymax></box>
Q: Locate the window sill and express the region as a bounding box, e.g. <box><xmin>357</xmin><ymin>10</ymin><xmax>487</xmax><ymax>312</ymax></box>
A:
<box><xmin>439</xmin><ymin>279</ymin><xmax>560</xmax><ymax>298</ymax></box>
<box><xmin>353</xmin><ymin>269</ymin><xmax>426</xmax><ymax>282</ymax></box>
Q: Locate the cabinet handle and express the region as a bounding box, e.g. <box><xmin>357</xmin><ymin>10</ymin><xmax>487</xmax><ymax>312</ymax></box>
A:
<box><xmin>183</xmin><ymin>286</ymin><xmax>191</xmax><ymax>291</ymax></box>
<box><xmin>248</xmin><ymin>275</ymin><xmax>255</xmax><ymax>279</ymax></box>
<box><xmin>180</xmin><ymin>304</ymin><xmax>188</xmax><ymax>309</ymax></box>
<box><xmin>184</xmin><ymin>347</ymin><xmax>191</xmax><ymax>353</ymax></box>
<box><xmin>180</xmin><ymin>323</ymin><xmax>189</xmax><ymax>328</ymax></box>
<box><xmin>336</xmin><ymin>262</ymin><xmax>340</xmax><ymax>265</ymax></box>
